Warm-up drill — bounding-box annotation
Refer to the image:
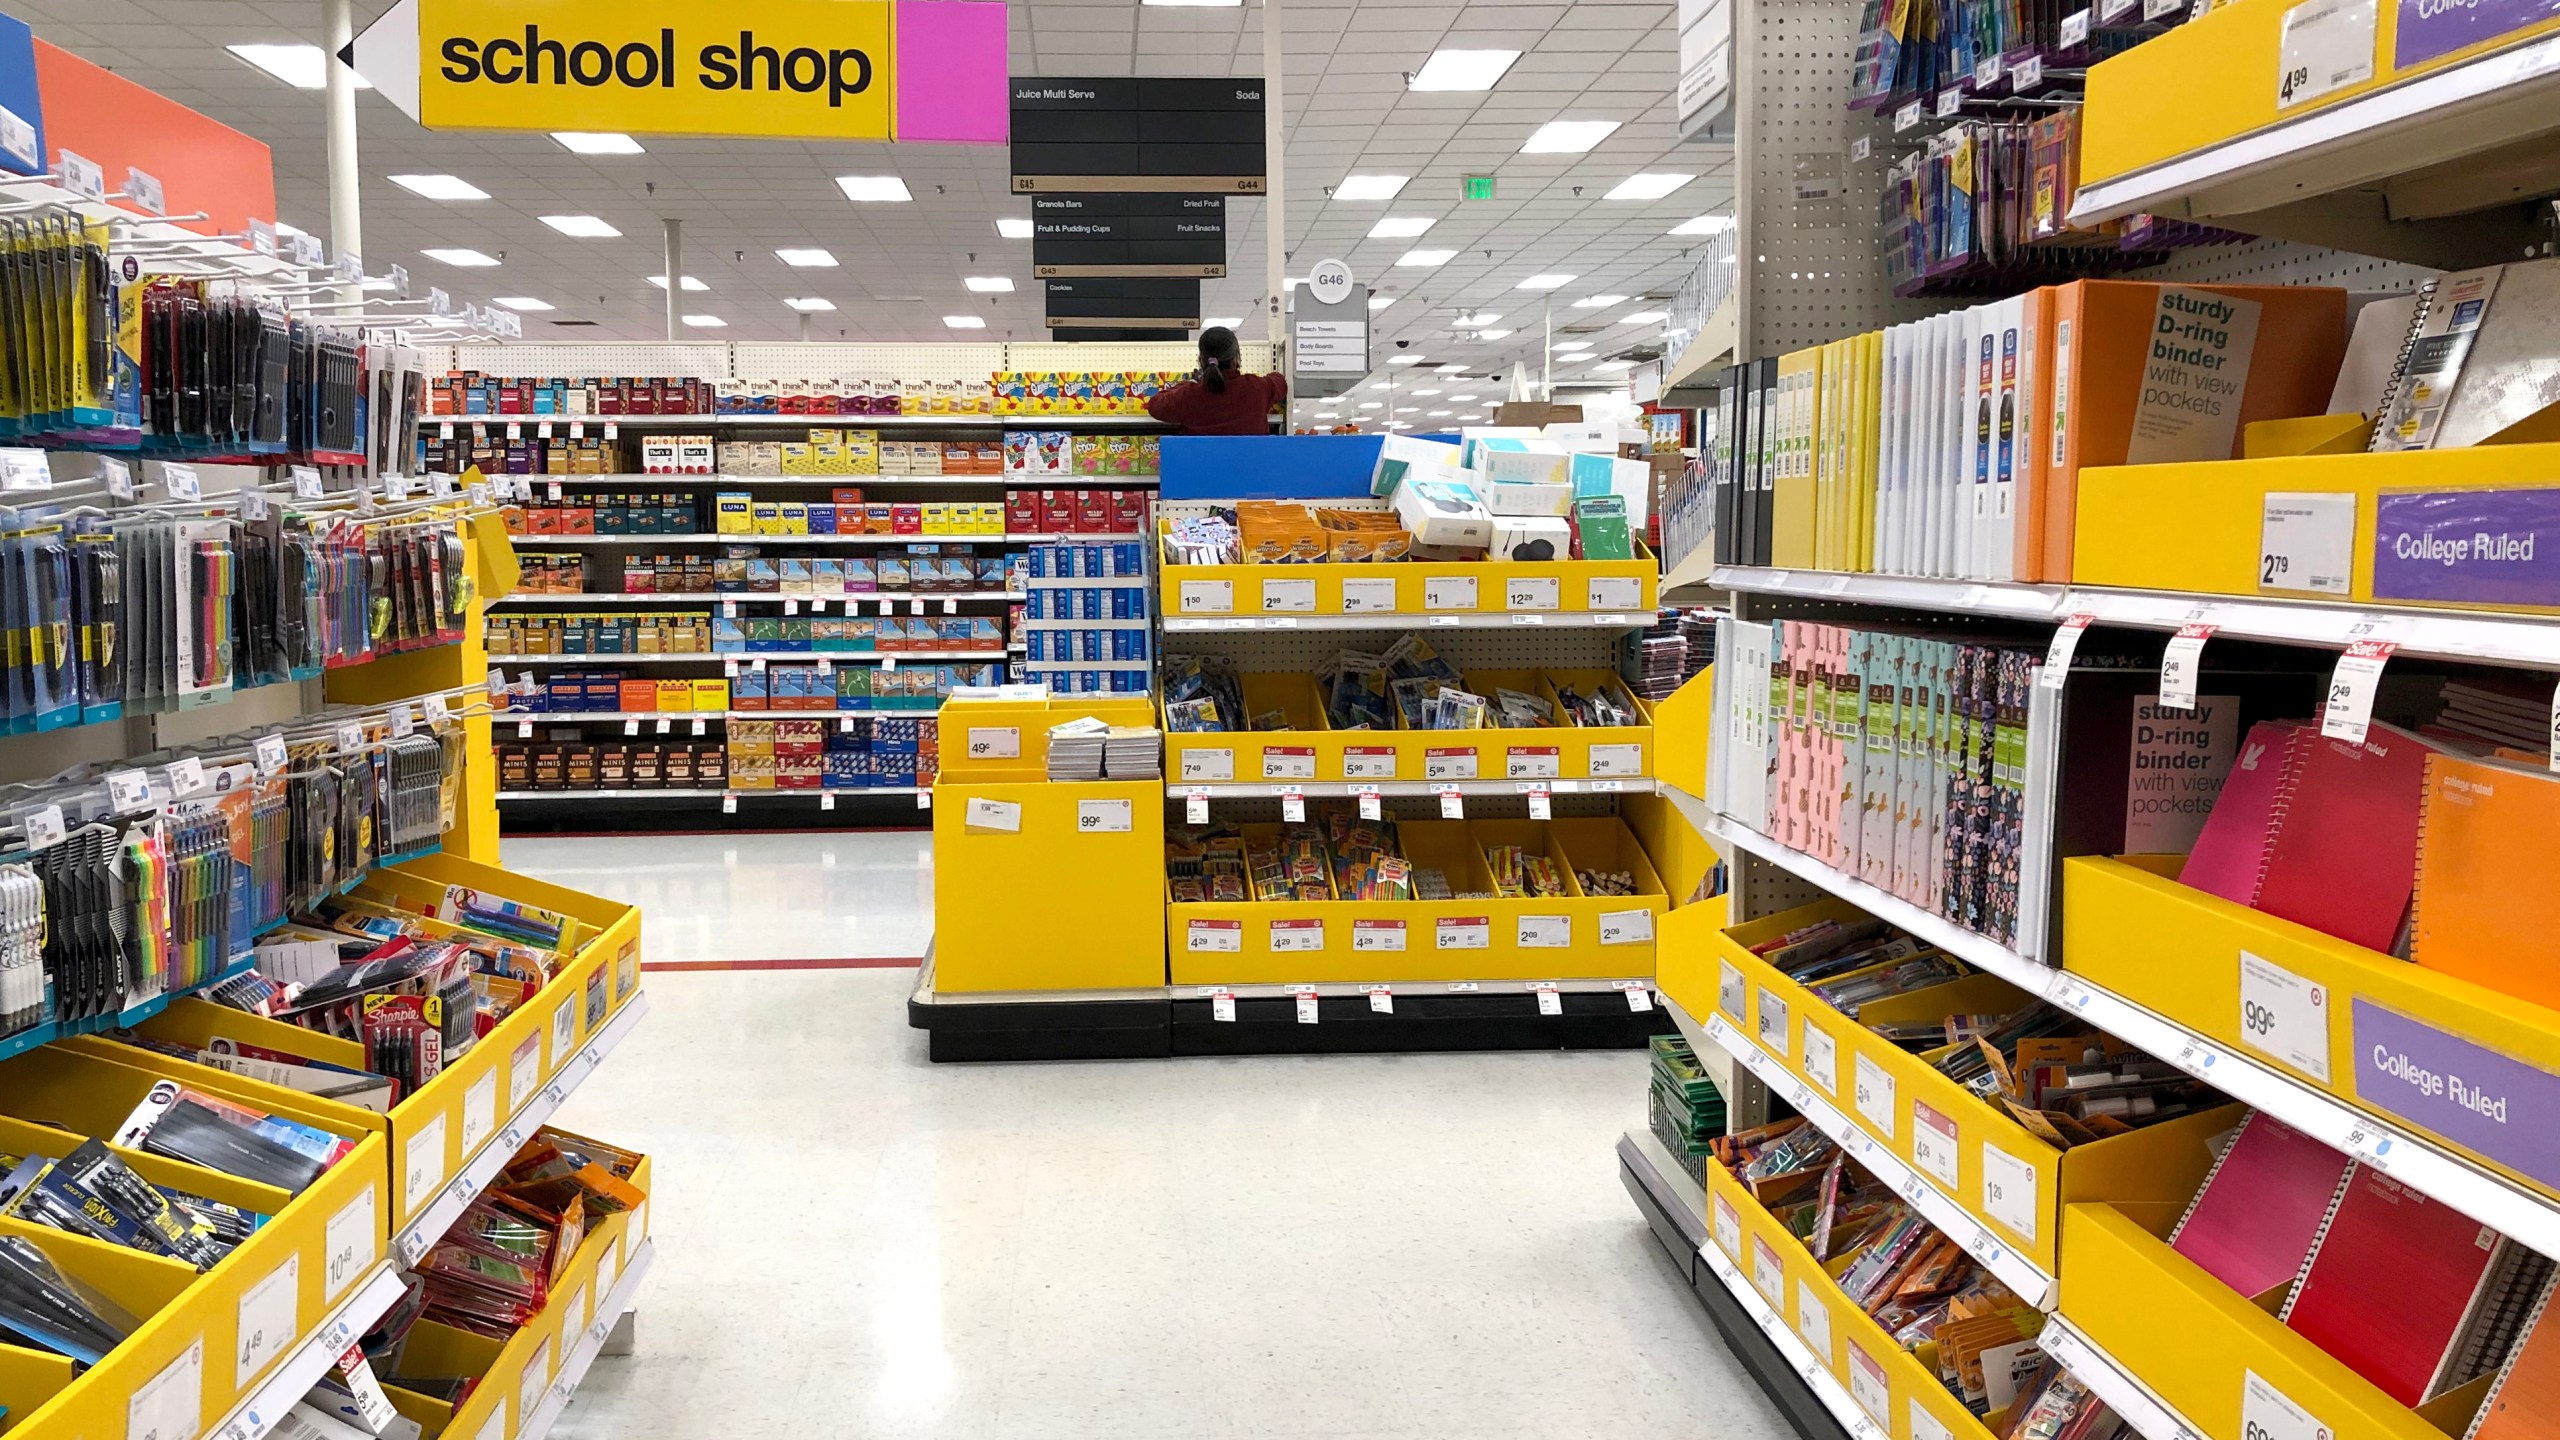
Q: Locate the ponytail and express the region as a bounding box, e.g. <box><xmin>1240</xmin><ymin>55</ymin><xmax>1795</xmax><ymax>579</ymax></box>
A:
<box><xmin>1197</xmin><ymin>324</ymin><xmax>1242</xmax><ymax>394</ymax></box>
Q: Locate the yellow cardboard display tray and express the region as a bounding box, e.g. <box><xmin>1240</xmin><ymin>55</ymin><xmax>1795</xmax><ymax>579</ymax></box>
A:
<box><xmin>1696</xmin><ymin>897</ymin><xmax>2236</xmax><ymax>1279</ymax></box>
<box><xmin>2065</xmin><ymin>854</ymin><xmax>2560</xmax><ymax>1210</ymax></box>
<box><xmin>2070</xmin><ymin>445</ymin><xmax>2560</xmax><ymax>611</ymax></box>
<box><xmin>0</xmin><ymin>1048</ymin><xmax>391</xmax><ymax>1440</ymax></box>
<box><xmin>1165</xmin><ymin>816</ymin><xmax>1664</xmax><ymax>985</ymax></box>
<box><xmin>1158</xmin><ymin>529</ymin><xmax>1658</xmax><ymax>621</ymax></box>
<box><xmin>2059</xmin><ymin>1201</ymin><xmax>2489</xmax><ymax>1440</ymax></box>
<box><xmin>1703</xmin><ymin>1157</ymin><xmax>2006</xmax><ymax>1440</ymax></box>
<box><xmin>936</xmin><ymin>695</ymin><xmax>1159</xmax><ymax>783</ymax></box>
<box><xmin>1161</xmin><ymin>669</ymin><xmax>1655</xmax><ymax>788</ymax></box>
<box><xmin>935</xmin><ymin>778</ymin><xmax>1168</xmax><ymax>992</ymax></box>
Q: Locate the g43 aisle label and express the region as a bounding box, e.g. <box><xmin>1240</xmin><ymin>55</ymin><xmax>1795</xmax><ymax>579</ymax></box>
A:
<box><xmin>346</xmin><ymin>0</ymin><xmax>1008</xmax><ymax>143</ymax></box>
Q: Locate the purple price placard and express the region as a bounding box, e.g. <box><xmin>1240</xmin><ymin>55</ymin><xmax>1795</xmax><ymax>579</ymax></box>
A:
<box><xmin>2354</xmin><ymin>999</ymin><xmax>2560</xmax><ymax>1190</ymax></box>
<box><xmin>2397</xmin><ymin>0</ymin><xmax>2560</xmax><ymax>71</ymax></box>
<box><xmin>2369</xmin><ymin>486</ymin><xmax>2560</xmax><ymax>606</ymax></box>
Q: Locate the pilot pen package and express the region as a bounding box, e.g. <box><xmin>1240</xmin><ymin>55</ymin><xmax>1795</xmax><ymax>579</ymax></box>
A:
<box><xmin>0</xmin><ymin>210</ymin><xmax>122</xmax><ymax>439</ymax></box>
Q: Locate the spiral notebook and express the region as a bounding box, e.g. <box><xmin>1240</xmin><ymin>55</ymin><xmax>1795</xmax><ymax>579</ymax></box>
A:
<box><xmin>2373</xmin><ymin>260</ymin><xmax>2560</xmax><ymax>451</ymax></box>
<box><xmin>2167</xmin><ymin>1112</ymin><xmax>2355</xmax><ymax>1300</ymax></box>
<box><xmin>2253</xmin><ymin>718</ymin><xmax>2450</xmax><ymax>953</ymax></box>
<box><xmin>2469</xmin><ymin>1272</ymin><xmax>2560</xmax><ymax>1440</ymax></box>
<box><xmin>2411</xmin><ymin>753</ymin><xmax>2560</xmax><ymax>1011</ymax></box>
<box><xmin>2279</xmin><ymin>1166</ymin><xmax>2554</xmax><ymax>1406</ymax></box>
<box><xmin>2177</xmin><ymin>719</ymin><xmax>2312</xmax><ymax>906</ymax></box>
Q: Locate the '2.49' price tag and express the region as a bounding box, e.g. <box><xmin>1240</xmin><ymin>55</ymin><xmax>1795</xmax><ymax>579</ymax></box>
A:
<box><xmin>2319</xmin><ymin>639</ymin><xmax>2395</xmax><ymax>744</ymax></box>
<box><xmin>2157</xmin><ymin>623</ymin><xmax>2214</xmax><ymax>711</ymax></box>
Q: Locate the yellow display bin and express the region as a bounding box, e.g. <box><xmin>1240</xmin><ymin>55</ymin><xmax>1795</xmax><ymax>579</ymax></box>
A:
<box><xmin>2065</xmin><ymin>854</ymin><xmax>2560</xmax><ymax>1207</ymax></box>
<box><xmin>1703</xmin><ymin>1157</ymin><xmax>2005</xmax><ymax>1440</ymax></box>
<box><xmin>2060</xmin><ymin>1201</ymin><xmax>2489</xmax><ymax>1440</ymax></box>
<box><xmin>2069</xmin><ymin>445</ymin><xmax>2560</xmax><ymax>611</ymax></box>
<box><xmin>1158</xmin><ymin>527</ymin><xmax>1659</xmax><ymax>620</ymax></box>
<box><xmin>934</xmin><ymin>778</ymin><xmax>1168</xmax><ymax>991</ymax></box>
<box><xmin>0</xmin><ymin>1048</ymin><xmax>391</xmax><ymax>1440</ymax></box>
<box><xmin>1704</xmin><ymin>897</ymin><xmax>2237</xmax><ymax>1277</ymax></box>
<box><xmin>2078</xmin><ymin>0</ymin><xmax>2560</xmax><ymax>195</ymax></box>
<box><xmin>1164</xmin><ymin>816</ymin><xmax>1665</xmax><ymax>985</ymax></box>
<box><xmin>1161</xmin><ymin>669</ymin><xmax>1656</xmax><ymax>787</ymax></box>
<box><xmin>935</xmin><ymin>695</ymin><xmax>1159</xmax><ymax>783</ymax></box>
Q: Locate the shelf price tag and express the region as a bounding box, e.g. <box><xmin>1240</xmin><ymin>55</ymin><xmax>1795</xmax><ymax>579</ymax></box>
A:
<box><xmin>2039</xmin><ymin>612</ymin><xmax>2095</xmax><ymax>689</ymax></box>
<box><xmin>1356</xmin><ymin>785</ymin><xmax>1382</xmax><ymax>821</ymax></box>
<box><xmin>1077</xmin><ymin>798</ymin><xmax>1133</xmax><ymax>833</ymax></box>
<box><xmin>1894</xmin><ymin>99</ymin><xmax>1924</xmax><ymax>130</ymax></box>
<box><xmin>2276</xmin><ymin>0</ymin><xmax>2377</xmax><ymax>110</ymax></box>
<box><xmin>1437</xmin><ymin>915</ymin><xmax>1490</xmax><ymax>950</ymax></box>
<box><xmin>1422</xmin><ymin>575</ymin><xmax>1478</xmax><ymax>611</ymax></box>
<box><xmin>21</xmin><ymin>804</ymin><xmax>65</xmax><ymax>852</ymax></box>
<box><xmin>1505</xmin><ymin>576</ymin><xmax>1560</xmax><ymax>611</ymax></box>
<box><xmin>100</xmin><ymin>456</ymin><xmax>134</xmax><ymax>500</ymax></box>
<box><xmin>1850</xmin><ymin>135</ymin><xmax>1872</xmax><ymax>161</ymax></box>
<box><xmin>1188</xmin><ymin>920</ymin><xmax>1240</xmax><ymax>953</ymax></box>
<box><xmin>1186</xmin><ymin>789</ymin><xmax>1210</xmax><ymax>824</ymax></box>
<box><xmin>164</xmin><ymin>756</ymin><xmax>208</xmax><ymax>799</ymax></box>
<box><xmin>1525</xmin><ymin>783</ymin><xmax>1551</xmax><ymax>820</ymax></box>
<box><xmin>2259</xmin><ymin>492</ymin><xmax>2356</xmax><ymax>595</ymax></box>
<box><xmin>1178</xmin><ymin>579</ymin><xmax>1233</xmax><ymax>614</ymax></box>
<box><xmin>1599</xmin><ymin>909</ymin><xmax>1653</xmax><ymax>945</ymax></box>
<box><xmin>104</xmin><ymin>768</ymin><xmax>151</xmax><ymax>811</ymax></box>
<box><xmin>1912</xmin><ymin>1102</ymin><xmax>1962</xmax><ymax>1187</ymax></box>
<box><xmin>2009</xmin><ymin>55</ymin><xmax>2042</xmax><ymax>90</ymax></box>
<box><xmin>1936</xmin><ymin>87</ymin><xmax>1964</xmax><ymax>117</ymax></box>
<box><xmin>1531</xmin><ymin>981</ymin><xmax>1563</xmax><ymax>1015</ymax></box>
<box><xmin>2061</xmin><ymin>8</ymin><xmax>2092</xmax><ymax>43</ymax></box>
<box><xmin>2549</xmin><ymin>678</ymin><xmax>2560</xmax><ymax>774</ymax></box>
<box><xmin>1437</xmin><ymin>784</ymin><xmax>1465</xmax><ymax>819</ymax></box>
<box><xmin>1261</xmin><ymin>577</ymin><xmax>1316</xmax><ymax>612</ymax></box>
<box><xmin>1341</xmin><ymin>577</ymin><xmax>1398</xmax><ymax>613</ymax></box>
<box><xmin>1367</xmin><ymin>985</ymin><xmax>1395</xmax><ymax>1014</ymax></box>
<box><xmin>1210</xmin><ymin>989</ymin><xmax>1237</xmax><ymax>1022</ymax></box>
<box><xmin>2319</xmin><ymin>639</ymin><xmax>2395</xmax><ymax>744</ymax></box>
<box><xmin>1278</xmin><ymin>787</ymin><xmax>1306</xmax><ymax>823</ymax></box>
<box><xmin>2157</xmin><ymin>623</ymin><xmax>2214</xmax><ymax>711</ymax></box>
<box><xmin>1974</xmin><ymin>54</ymin><xmax>2004</xmax><ymax>87</ymax></box>
<box><xmin>1518</xmin><ymin>915</ymin><xmax>1570</xmax><ymax>949</ymax></box>
<box><xmin>162</xmin><ymin>463</ymin><xmax>202</xmax><ymax>501</ymax></box>
<box><xmin>1353</xmin><ymin>920</ymin><xmax>1405</xmax><ymax>953</ymax></box>
<box><xmin>2243</xmin><ymin>1371</ymin><xmax>2329</xmax><ymax>1440</ymax></box>
<box><xmin>1295</xmin><ymin>989</ymin><xmax>1321</xmax><ymax>1024</ymax></box>
<box><xmin>2238</xmin><ymin>950</ymin><xmax>2332</xmax><ymax>1081</ymax></box>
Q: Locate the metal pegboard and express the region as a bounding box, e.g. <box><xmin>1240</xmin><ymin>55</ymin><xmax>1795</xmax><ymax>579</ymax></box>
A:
<box><xmin>1741</xmin><ymin>0</ymin><xmax>1946</xmax><ymax>356</ymax></box>
<box><xmin>1164</xmin><ymin>625</ymin><xmax>1628</xmax><ymax>671</ymax></box>
<box><xmin>448</xmin><ymin>342</ymin><xmax>737</xmax><ymax>376</ymax></box>
<box><xmin>1732</xmin><ymin>851</ymin><xmax>1835</xmax><ymax>921</ymax></box>
<box><xmin>731</xmin><ymin>343</ymin><xmax>1009</xmax><ymax>382</ymax></box>
<box><xmin>2131</xmin><ymin>236</ymin><xmax>2440</xmax><ymax>293</ymax></box>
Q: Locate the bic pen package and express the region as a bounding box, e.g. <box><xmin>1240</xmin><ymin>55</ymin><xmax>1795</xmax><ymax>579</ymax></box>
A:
<box><xmin>0</xmin><ymin>1138</ymin><xmax>242</xmax><ymax>1270</ymax></box>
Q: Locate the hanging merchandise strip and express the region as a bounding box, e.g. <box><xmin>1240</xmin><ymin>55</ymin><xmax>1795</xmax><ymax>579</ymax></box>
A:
<box><xmin>0</xmin><ymin>485</ymin><xmax>502</xmax><ymax>737</ymax></box>
<box><xmin>0</xmin><ymin>680</ymin><xmax>504</xmax><ymax>1060</ymax></box>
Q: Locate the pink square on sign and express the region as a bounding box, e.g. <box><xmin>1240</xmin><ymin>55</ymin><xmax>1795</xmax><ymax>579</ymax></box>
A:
<box><xmin>895</xmin><ymin>1</ymin><xmax>1010</xmax><ymax>144</ymax></box>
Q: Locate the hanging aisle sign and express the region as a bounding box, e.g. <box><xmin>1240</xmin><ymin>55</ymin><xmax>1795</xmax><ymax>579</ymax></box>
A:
<box><xmin>345</xmin><ymin>0</ymin><xmax>1008</xmax><ymax>143</ymax></box>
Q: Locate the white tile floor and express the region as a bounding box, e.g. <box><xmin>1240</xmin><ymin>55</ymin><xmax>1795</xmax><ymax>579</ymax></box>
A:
<box><xmin>507</xmin><ymin>833</ymin><xmax>1783</xmax><ymax>1440</ymax></box>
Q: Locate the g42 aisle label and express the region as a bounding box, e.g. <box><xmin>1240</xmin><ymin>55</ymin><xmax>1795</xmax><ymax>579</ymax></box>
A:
<box><xmin>347</xmin><ymin>0</ymin><xmax>1009</xmax><ymax>144</ymax></box>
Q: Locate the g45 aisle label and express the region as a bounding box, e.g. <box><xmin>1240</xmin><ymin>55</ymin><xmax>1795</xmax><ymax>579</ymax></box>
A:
<box><xmin>346</xmin><ymin>0</ymin><xmax>1009</xmax><ymax>143</ymax></box>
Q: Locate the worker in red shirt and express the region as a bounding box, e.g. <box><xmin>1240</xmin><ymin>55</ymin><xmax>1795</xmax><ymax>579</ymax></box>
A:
<box><xmin>1145</xmin><ymin>325</ymin><xmax>1286</xmax><ymax>435</ymax></box>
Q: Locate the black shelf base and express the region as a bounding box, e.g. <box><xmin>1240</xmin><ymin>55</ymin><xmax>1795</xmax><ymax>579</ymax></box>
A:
<box><xmin>908</xmin><ymin>987</ymin><xmax>1669</xmax><ymax>1062</ymax></box>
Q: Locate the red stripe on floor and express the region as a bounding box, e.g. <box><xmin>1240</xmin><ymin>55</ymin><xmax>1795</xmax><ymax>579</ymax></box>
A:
<box><xmin>641</xmin><ymin>956</ymin><xmax>925</xmax><ymax>972</ymax></box>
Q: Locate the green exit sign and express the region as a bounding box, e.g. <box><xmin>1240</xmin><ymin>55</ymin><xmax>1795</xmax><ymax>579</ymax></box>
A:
<box><xmin>1463</xmin><ymin>175</ymin><xmax>1496</xmax><ymax>200</ymax></box>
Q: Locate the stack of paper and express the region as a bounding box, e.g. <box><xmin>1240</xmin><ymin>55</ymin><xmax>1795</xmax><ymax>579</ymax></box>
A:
<box><xmin>1103</xmin><ymin>726</ymin><xmax>1163</xmax><ymax>779</ymax></box>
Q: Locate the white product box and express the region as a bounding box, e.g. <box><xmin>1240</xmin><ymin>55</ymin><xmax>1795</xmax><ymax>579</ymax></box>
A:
<box><xmin>1392</xmin><ymin>477</ymin><xmax>1495</xmax><ymax>548</ymax></box>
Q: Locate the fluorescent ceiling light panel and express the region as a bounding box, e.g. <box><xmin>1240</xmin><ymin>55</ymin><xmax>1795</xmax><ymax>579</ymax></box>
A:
<box><xmin>648</xmin><ymin>275</ymin><xmax>710</xmax><ymax>291</ymax></box>
<box><xmin>420</xmin><ymin>248</ymin><xmax>499</xmax><ymax>267</ymax></box>
<box><xmin>1572</xmin><ymin>294</ymin><xmax>1629</xmax><ymax>308</ymax></box>
<box><xmin>784</xmin><ymin>297</ymin><xmax>837</xmax><ymax>312</ymax></box>
<box><xmin>1620</xmin><ymin>310</ymin><xmax>1668</xmax><ymax>324</ymax></box>
<box><xmin>964</xmin><ymin>277</ymin><xmax>1015</xmax><ymax>293</ymax></box>
<box><xmin>1367</xmin><ymin>216</ymin><xmax>1436</xmax><ymax>238</ymax></box>
<box><xmin>492</xmin><ymin>297</ymin><xmax>554</xmax><ymax>311</ymax></box>
<box><xmin>1448</xmin><ymin>392</ymin><xmax>1478</xmax><ymax>401</ymax></box>
<box><xmin>390</xmin><ymin>174</ymin><xmax>488</xmax><ymax>201</ymax></box>
<box><xmin>1604</xmin><ymin>173</ymin><xmax>1694</xmax><ymax>201</ymax></box>
<box><xmin>227</xmin><ymin>43</ymin><xmax>367</xmax><ymax>90</ymax></box>
<box><xmin>1429</xmin><ymin>410</ymin><xmax>1453</xmax><ymax>417</ymax></box>
<box><xmin>1520</xmin><ymin>120</ymin><xmax>1620</xmax><ymax>154</ymax></box>
<box><xmin>943</xmin><ymin>315</ymin><xmax>987</xmax><ymax>329</ymax></box>
<box><xmin>1410</xmin><ymin>388</ymin><xmax>1443</xmax><ymax>396</ymax></box>
<box><xmin>1515</xmin><ymin>274</ymin><xmax>1575</xmax><ymax>290</ymax></box>
<box><xmin>1475</xmin><ymin>328</ymin><xmax>1514</xmax><ymax>340</ymax></box>
<box><xmin>682</xmin><ymin>315</ymin><xmax>726</xmax><ymax>328</ymax></box>
<box><xmin>1409</xmin><ymin>49</ymin><xmax>1519</xmax><ymax>90</ymax></box>
<box><xmin>1670</xmin><ymin>214</ymin><xmax>1738</xmax><ymax>235</ymax></box>
<box><xmin>836</xmin><ymin>175</ymin><xmax>913</xmax><ymax>203</ymax></box>
<box><xmin>1144</xmin><ymin>0</ymin><xmax>1241</xmax><ymax>6</ymax></box>
<box><xmin>1435</xmin><ymin>363</ymin><xmax>1468</xmax><ymax>373</ymax></box>
<box><xmin>996</xmin><ymin>217</ymin><xmax>1033</xmax><ymax>238</ymax></box>
<box><xmin>776</xmin><ymin>248</ymin><xmax>839</xmax><ymax>267</ymax></box>
<box><xmin>539</xmin><ymin>215</ymin><xmax>620</xmax><ymax>238</ymax></box>
<box><xmin>1387</xmin><ymin>356</ymin><xmax>1427</xmax><ymax>366</ymax></box>
<box><xmin>1397</xmin><ymin>249</ymin><xmax>1456</xmax><ymax>268</ymax></box>
<box><xmin>1369</xmin><ymin>296</ymin><xmax>1397</xmax><ymax>311</ymax></box>
<box><xmin>1202</xmin><ymin>317</ymin><xmax>1244</xmax><ymax>328</ymax></box>
<box><xmin>1358</xmin><ymin>402</ymin><xmax>1382</xmax><ymax>410</ymax></box>
<box><xmin>553</xmin><ymin>132</ymin><xmax>642</xmax><ymax>154</ymax></box>
<box><xmin>1552</xmin><ymin>341</ymin><xmax>1593</xmax><ymax>352</ymax></box>
<box><xmin>1334</xmin><ymin>174</ymin><xmax>1410</xmax><ymax>200</ymax></box>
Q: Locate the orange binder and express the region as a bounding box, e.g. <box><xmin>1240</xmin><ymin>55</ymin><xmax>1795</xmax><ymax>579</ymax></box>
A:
<box><xmin>2041</xmin><ymin>281</ymin><xmax>2348</xmax><ymax>582</ymax></box>
<box><xmin>2412</xmin><ymin>753</ymin><xmax>2560</xmax><ymax>1012</ymax></box>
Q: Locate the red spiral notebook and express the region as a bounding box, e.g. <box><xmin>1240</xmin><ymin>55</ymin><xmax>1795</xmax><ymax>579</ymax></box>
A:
<box><xmin>2167</xmin><ymin>1112</ymin><xmax>2353</xmax><ymax>1299</ymax></box>
<box><xmin>2178</xmin><ymin>720</ymin><xmax>2311</xmax><ymax>906</ymax></box>
<box><xmin>2252</xmin><ymin>718</ymin><xmax>2451</xmax><ymax>953</ymax></box>
<box><xmin>2281</xmin><ymin>1166</ymin><xmax>2545</xmax><ymax>1406</ymax></box>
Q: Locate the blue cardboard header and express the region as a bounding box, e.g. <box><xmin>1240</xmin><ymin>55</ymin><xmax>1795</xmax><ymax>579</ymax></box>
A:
<box><xmin>1159</xmin><ymin>434</ymin><xmax>1383</xmax><ymax>501</ymax></box>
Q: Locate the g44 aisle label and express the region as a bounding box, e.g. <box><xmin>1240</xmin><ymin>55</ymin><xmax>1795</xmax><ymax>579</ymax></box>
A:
<box><xmin>347</xmin><ymin>0</ymin><xmax>1008</xmax><ymax>143</ymax></box>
